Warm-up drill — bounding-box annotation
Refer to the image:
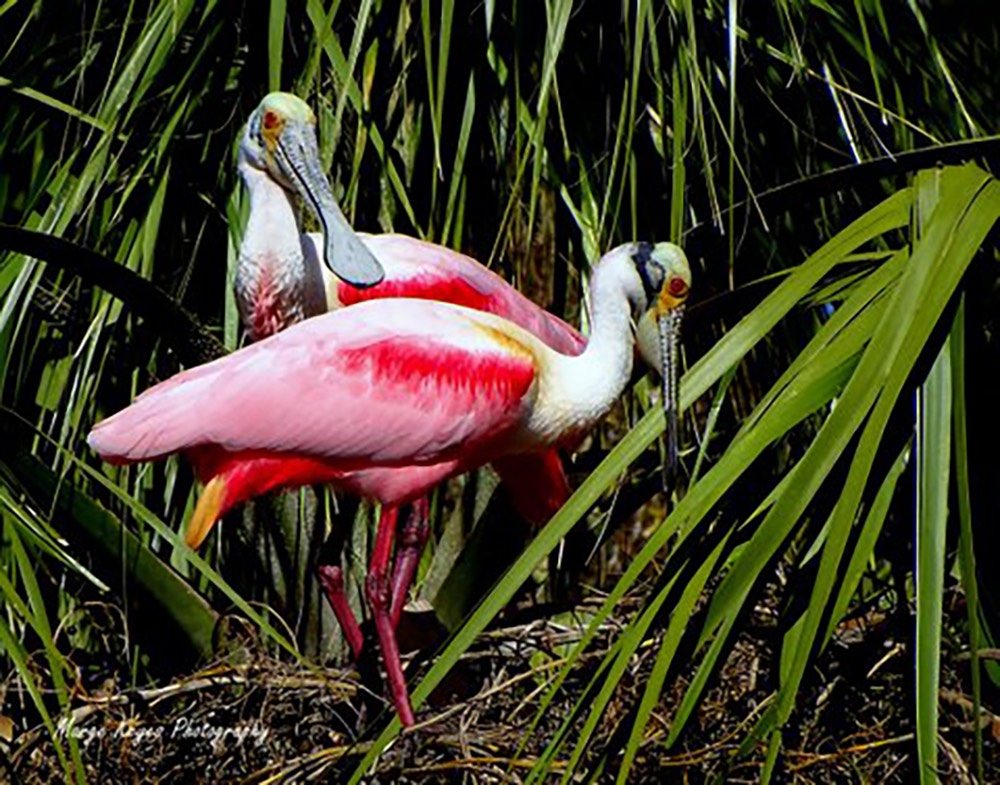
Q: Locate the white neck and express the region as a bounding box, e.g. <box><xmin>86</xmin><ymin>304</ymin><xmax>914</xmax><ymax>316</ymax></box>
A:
<box><xmin>238</xmin><ymin>158</ymin><xmax>302</xmax><ymax>259</ymax></box>
<box><xmin>235</xmin><ymin>158</ymin><xmax>326</xmax><ymax>339</ymax></box>
<box><xmin>524</xmin><ymin>248</ymin><xmax>644</xmax><ymax>444</ymax></box>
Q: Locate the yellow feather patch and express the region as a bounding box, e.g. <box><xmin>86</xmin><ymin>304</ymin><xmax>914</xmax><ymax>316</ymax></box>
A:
<box><xmin>473</xmin><ymin>322</ymin><xmax>537</xmax><ymax>362</ymax></box>
<box><xmin>656</xmin><ymin>285</ymin><xmax>688</xmax><ymax>315</ymax></box>
<box><xmin>186</xmin><ymin>476</ymin><xmax>227</xmax><ymax>549</ymax></box>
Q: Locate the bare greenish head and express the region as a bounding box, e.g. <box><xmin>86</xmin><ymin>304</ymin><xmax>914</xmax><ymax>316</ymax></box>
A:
<box><xmin>240</xmin><ymin>92</ymin><xmax>384</xmax><ymax>288</ymax></box>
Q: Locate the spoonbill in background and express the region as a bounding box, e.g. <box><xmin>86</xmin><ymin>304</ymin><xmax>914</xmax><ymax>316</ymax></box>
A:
<box><xmin>235</xmin><ymin>91</ymin><xmax>585</xmax><ymax>353</ymax></box>
<box><xmin>88</xmin><ymin>240</ymin><xmax>692</xmax><ymax>726</ymax></box>
<box><xmin>234</xmin><ymin>92</ymin><xmax>590</xmax><ymax>658</ymax></box>
<box><xmin>235</xmin><ymin>98</ymin><xmax>384</xmax><ymax>327</ymax></box>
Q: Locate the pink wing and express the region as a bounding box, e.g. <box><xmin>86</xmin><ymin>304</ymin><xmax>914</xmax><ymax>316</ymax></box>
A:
<box><xmin>88</xmin><ymin>299</ymin><xmax>537</xmax><ymax>468</ymax></box>
<box><xmin>310</xmin><ymin>233</ymin><xmax>586</xmax><ymax>356</ymax></box>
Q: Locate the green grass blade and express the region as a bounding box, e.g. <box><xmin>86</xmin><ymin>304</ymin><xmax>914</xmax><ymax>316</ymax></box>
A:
<box><xmin>306</xmin><ymin>0</ymin><xmax>419</xmax><ymax>231</ymax></box>
<box><xmin>600</xmin><ymin>0</ymin><xmax>646</xmax><ymax>241</ymax></box>
<box><xmin>615</xmin><ymin>535</ymin><xmax>730</xmax><ymax>783</ymax></box>
<box><xmin>435</xmin><ymin>0</ymin><xmax>454</xmax><ymax>172</ymax></box>
<box><xmin>669</xmin><ymin>56</ymin><xmax>689</xmax><ymax>242</ymax></box>
<box><xmin>5</xmin><ymin>527</ymin><xmax>86</xmax><ymax>782</ymax></box>
<box><xmin>269</xmin><ymin>0</ymin><xmax>287</xmax><ymax>92</ymax></box>
<box><xmin>726</xmin><ymin>0</ymin><xmax>738</xmax><ymax>275</ymax></box>
<box><xmin>550</xmin><ymin>569</ymin><xmax>679</xmax><ymax>784</ymax></box>
<box><xmin>689</xmin><ymin>364</ymin><xmax>735</xmax><ymax>485</ymax></box>
<box><xmin>420</xmin><ymin>0</ymin><xmax>442</xmax><ymax>186</ymax></box>
<box><xmin>915</xmin><ymin>321</ymin><xmax>951</xmax><ymax>784</ymax></box>
<box><xmin>524</xmin><ymin>0</ymin><xmax>572</xmax><ymax>247</ymax></box>
<box><xmin>951</xmin><ymin>297</ymin><xmax>984</xmax><ymax>784</ymax></box>
<box><xmin>0</xmin><ymin>613</ymin><xmax>78</xmax><ymax>780</ymax></box>
<box><xmin>760</xmin><ymin>729</ymin><xmax>782</xmax><ymax>785</ymax></box>
<box><xmin>853</xmin><ymin>0</ymin><xmax>886</xmax><ymax>122</ymax></box>
<box><xmin>748</xmin><ymin>165</ymin><xmax>1000</xmax><ymax>762</ymax></box>
<box><xmin>331</xmin><ymin>0</ymin><xmax>374</xmax><ymax>148</ymax></box>
<box><xmin>0</xmin><ymin>77</ymin><xmax>112</xmax><ymax>133</ymax></box>
<box><xmin>3</xmin><ymin>417</ymin><xmax>219</xmax><ymax>659</ymax></box>
<box><xmin>442</xmin><ymin>75</ymin><xmax>475</xmax><ymax>244</ymax></box>
<box><xmin>824</xmin><ymin>443</ymin><xmax>909</xmax><ymax>645</ymax></box>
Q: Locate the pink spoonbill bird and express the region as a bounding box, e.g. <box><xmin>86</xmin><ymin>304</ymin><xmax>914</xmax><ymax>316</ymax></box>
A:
<box><xmin>87</xmin><ymin>240</ymin><xmax>691</xmax><ymax>726</ymax></box>
<box><xmin>234</xmin><ymin>93</ymin><xmax>589</xmax><ymax>657</ymax></box>
<box><xmin>234</xmin><ymin>98</ymin><xmax>383</xmax><ymax>337</ymax></box>
<box><xmin>235</xmin><ymin>92</ymin><xmax>584</xmax><ymax>354</ymax></box>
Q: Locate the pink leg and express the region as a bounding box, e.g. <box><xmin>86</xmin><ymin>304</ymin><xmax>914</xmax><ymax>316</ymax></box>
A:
<box><xmin>318</xmin><ymin>565</ymin><xmax>365</xmax><ymax>662</ymax></box>
<box><xmin>389</xmin><ymin>498</ymin><xmax>431</xmax><ymax>629</ymax></box>
<box><xmin>365</xmin><ymin>506</ymin><xmax>416</xmax><ymax>726</ymax></box>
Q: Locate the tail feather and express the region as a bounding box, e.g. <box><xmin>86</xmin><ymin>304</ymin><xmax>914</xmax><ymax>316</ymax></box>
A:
<box><xmin>186</xmin><ymin>475</ymin><xmax>229</xmax><ymax>549</ymax></box>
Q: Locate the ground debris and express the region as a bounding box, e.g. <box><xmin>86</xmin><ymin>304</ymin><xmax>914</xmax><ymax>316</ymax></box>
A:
<box><xmin>8</xmin><ymin>588</ymin><xmax>996</xmax><ymax>783</ymax></box>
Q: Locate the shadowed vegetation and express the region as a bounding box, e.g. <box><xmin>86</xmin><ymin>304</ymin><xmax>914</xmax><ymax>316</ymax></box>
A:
<box><xmin>2</xmin><ymin>1</ymin><xmax>999</xmax><ymax>782</ymax></box>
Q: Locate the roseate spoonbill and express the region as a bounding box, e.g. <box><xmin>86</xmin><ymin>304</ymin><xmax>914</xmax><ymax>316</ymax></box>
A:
<box><xmin>88</xmin><ymin>240</ymin><xmax>691</xmax><ymax>726</ymax></box>
<box><xmin>235</xmin><ymin>98</ymin><xmax>383</xmax><ymax>329</ymax></box>
<box><xmin>235</xmin><ymin>93</ymin><xmax>587</xmax><ymax>657</ymax></box>
<box><xmin>236</xmin><ymin>92</ymin><xmax>584</xmax><ymax>354</ymax></box>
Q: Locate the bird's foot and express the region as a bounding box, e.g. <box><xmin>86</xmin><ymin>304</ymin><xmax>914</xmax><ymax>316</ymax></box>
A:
<box><xmin>318</xmin><ymin>565</ymin><xmax>365</xmax><ymax>661</ymax></box>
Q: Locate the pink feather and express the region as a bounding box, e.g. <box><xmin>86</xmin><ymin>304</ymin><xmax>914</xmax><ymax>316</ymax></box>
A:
<box><xmin>88</xmin><ymin>299</ymin><xmax>538</xmax><ymax>511</ymax></box>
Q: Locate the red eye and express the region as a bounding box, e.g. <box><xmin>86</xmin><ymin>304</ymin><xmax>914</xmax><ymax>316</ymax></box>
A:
<box><xmin>669</xmin><ymin>277</ymin><xmax>689</xmax><ymax>297</ymax></box>
<box><xmin>263</xmin><ymin>110</ymin><xmax>280</xmax><ymax>130</ymax></box>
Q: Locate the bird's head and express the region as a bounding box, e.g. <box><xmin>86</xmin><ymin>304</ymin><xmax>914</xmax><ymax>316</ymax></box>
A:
<box><xmin>239</xmin><ymin>92</ymin><xmax>384</xmax><ymax>288</ymax></box>
<box><xmin>628</xmin><ymin>241</ymin><xmax>691</xmax><ymax>324</ymax></box>
<box><xmin>240</xmin><ymin>92</ymin><xmax>316</xmax><ymax>186</ymax></box>
<box><xmin>621</xmin><ymin>241</ymin><xmax>692</xmax><ymax>486</ymax></box>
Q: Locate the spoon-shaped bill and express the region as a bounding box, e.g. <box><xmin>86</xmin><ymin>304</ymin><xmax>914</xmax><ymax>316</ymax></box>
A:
<box><xmin>636</xmin><ymin>302</ymin><xmax>685</xmax><ymax>490</ymax></box>
<box><xmin>273</xmin><ymin>122</ymin><xmax>384</xmax><ymax>288</ymax></box>
<box><xmin>658</xmin><ymin>305</ymin><xmax>684</xmax><ymax>488</ymax></box>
